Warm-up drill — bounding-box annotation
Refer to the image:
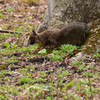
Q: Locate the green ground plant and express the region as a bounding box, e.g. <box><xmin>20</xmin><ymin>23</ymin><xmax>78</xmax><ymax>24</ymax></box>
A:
<box><xmin>0</xmin><ymin>13</ymin><xmax>5</xmax><ymax>19</ymax></box>
<box><xmin>0</xmin><ymin>42</ymin><xmax>39</xmax><ymax>54</ymax></box>
<box><xmin>49</xmin><ymin>44</ymin><xmax>78</xmax><ymax>61</ymax></box>
<box><xmin>5</xmin><ymin>6</ymin><xmax>15</xmax><ymax>12</ymax></box>
<box><xmin>0</xmin><ymin>0</ymin><xmax>99</xmax><ymax>99</ymax></box>
<box><xmin>0</xmin><ymin>33</ymin><xmax>12</xmax><ymax>39</ymax></box>
<box><xmin>92</xmin><ymin>49</ymin><xmax>100</xmax><ymax>61</ymax></box>
<box><xmin>77</xmin><ymin>64</ymin><xmax>85</xmax><ymax>72</ymax></box>
<box><xmin>72</xmin><ymin>60</ymin><xmax>82</xmax><ymax>66</ymax></box>
<box><xmin>60</xmin><ymin>44</ymin><xmax>77</xmax><ymax>54</ymax></box>
<box><xmin>17</xmin><ymin>76</ymin><xmax>34</xmax><ymax>85</ymax></box>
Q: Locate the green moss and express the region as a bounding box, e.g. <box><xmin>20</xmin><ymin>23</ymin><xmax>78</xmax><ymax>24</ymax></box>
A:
<box><xmin>83</xmin><ymin>22</ymin><xmax>100</xmax><ymax>55</ymax></box>
<box><xmin>83</xmin><ymin>33</ymin><xmax>100</xmax><ymax>54</ymax></box>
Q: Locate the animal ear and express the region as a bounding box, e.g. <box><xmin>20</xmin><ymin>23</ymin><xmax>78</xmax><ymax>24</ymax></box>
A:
<box><xmin>32</xmin><ymin>29</ymin><xmax>37</xmax><ymax>35</ymax></box>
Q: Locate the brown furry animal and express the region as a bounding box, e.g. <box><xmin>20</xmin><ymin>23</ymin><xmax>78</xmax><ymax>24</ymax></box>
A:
<box><xmin>29</xmin><ymin>23</ymin><xmax>88</xmax><ymax>47</ymax></box>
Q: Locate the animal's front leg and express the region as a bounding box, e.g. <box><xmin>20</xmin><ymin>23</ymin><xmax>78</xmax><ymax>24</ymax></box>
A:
<box><xmin>41</xmin><ymin>40</ymin><xmax>47</xmax><ymax>48</ymax></box>
<box><xmin>49</xmin><ymin>39</ymin><xmax>58</xmax><ymax>48</ymax></box>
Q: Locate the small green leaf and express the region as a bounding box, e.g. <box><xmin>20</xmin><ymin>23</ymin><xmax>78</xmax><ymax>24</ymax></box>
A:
<box><xmin>12</xmin><ymin>42</ymin><xmax>17</xmax><ymax>49</ymax></box>
<box><xmin>2</xmin><ymin>42</ymin><xmax>10</xmax><ymax>48</ymax></box>
<box><xmin>38</xmin><ymin>49</ymin><xmax>47</xmax><ymax>54</ymax></box>
<box><xmin>62</xmin><ymin>78</ymin><xmax>75</xmax><ymax>91</ymax></box>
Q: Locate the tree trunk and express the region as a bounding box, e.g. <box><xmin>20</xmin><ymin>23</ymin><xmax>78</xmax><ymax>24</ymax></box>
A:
<box><xmin>37</xmin><ymin>0</ymin><xmax>100</xmax><ymax>33</ymax></box>
<box><xmin>35</xmin><ymin>0</ymin><xmax>100</xmax><ymax>57</ymax></box>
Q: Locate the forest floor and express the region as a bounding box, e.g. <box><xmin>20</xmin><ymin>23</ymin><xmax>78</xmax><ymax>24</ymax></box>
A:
<box><xmin>0</xmin><ymin>0</ymin><xmax>100</xmax><ymax>100</ymax></box>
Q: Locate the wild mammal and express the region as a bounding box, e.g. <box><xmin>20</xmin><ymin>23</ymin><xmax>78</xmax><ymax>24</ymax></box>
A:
<box><xmin>29</xmin><ymin>23</ymin><xmax>88</xmax><ymax>47</ymax></box>
<box><xmin>58</xmin><ymin>23</ymin><xmax>88</xmax><ymax>46</ymax></box>
<box><xmin>29</xmin><ymin>28</ymin><xmax>60</xmax><ymax>47</ymax></box>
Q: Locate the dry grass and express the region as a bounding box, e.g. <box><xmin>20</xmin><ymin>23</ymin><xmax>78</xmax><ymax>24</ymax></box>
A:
<box><xmin>0</xmin><ymin>0</ymin><xmax>12</xmax><ymax>3</ymax></box>
<box><xmin>18</xmin><ymin>0</ymin><xmax>40</xmax><ymax>5</ymax></box>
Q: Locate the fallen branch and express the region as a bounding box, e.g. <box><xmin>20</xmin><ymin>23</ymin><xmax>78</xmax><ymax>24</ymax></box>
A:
<box><xmin>0</xmin><ymin>30</ymin><xmax>22</xmax><ymax>34</ymax></box>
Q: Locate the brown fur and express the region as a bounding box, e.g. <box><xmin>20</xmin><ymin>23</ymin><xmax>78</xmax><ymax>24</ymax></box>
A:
<box><xmin>29</xmin><ymin>23</ymin><xmax>88</xmax><ymax>47</ymax></box>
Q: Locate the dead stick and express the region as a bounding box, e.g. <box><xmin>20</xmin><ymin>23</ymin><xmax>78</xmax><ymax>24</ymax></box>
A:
<box><xmin>0</xmin><ymin>30</ymin><xmax>23</xmax><ymax>34</ymax></box>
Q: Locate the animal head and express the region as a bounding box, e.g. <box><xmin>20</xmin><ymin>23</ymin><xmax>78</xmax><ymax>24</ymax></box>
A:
<box><xmin>29</xmin><ymin>29</ymin><xmax>38</xmax><ymax>45</ymax></box>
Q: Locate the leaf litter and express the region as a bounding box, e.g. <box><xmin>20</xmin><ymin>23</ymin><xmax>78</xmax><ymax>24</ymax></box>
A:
<box><xmin>0</xmin><ymin>0</ymin><xmax>100</xmax><ymax>100</ymax></box>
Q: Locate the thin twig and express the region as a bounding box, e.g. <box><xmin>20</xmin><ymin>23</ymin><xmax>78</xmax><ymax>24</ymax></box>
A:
<box><xmin>0</xmin><ymin>30</ymin><xmax>22</xmax><ymax>34</ymax></box>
